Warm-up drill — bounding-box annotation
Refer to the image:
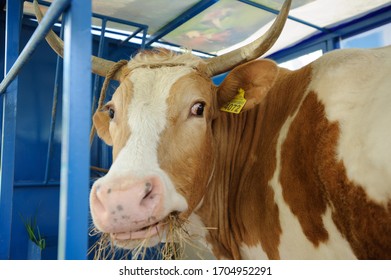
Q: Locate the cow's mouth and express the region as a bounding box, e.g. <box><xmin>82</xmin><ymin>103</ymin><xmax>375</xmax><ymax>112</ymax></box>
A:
<box><xmin>109</xmin><ymin>211</ymin><xmax>186</xmax><ymax>245</ymax></box>
<box><xmin>92</xmin><ymin>212</ymin><xmax>188</xmax><ymax>259</ymax></box>
<box><xmin>110</xmin><ymin>221</ymin><xmax>163</xmax><ymax>241</ymax></box>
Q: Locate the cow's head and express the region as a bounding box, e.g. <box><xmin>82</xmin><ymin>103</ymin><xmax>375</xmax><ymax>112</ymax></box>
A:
<box><xmin>34</xmin><ymin>0</ymin><xmax>291</xmax><ymax>257</ymax></box>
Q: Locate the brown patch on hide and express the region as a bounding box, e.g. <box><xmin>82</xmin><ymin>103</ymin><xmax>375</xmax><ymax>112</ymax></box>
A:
<box><xmin>197</xmin><ymin>63</ymin><xmax>314</xmax><ymax>259</ymax></box>
<box><xmin>317</xmin><ymin>120</ymin><xmax>391</xmax><ymax>259</ymax></box>
<box><xmin>281</xmin><ymin>91</ymin><xmax>391</xmax><ymax>258</ymax></box>
<box><xmin>280</xmin><ymin>92</ymin><xmax>329</xmax><ymax>246</ymax></box>
<box><xmin>157</xmin><ymin>72</ymin><xmax>216</xmax><ymax>216</ymax></box>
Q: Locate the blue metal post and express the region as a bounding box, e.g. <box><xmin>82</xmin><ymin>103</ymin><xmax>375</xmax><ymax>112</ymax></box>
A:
<box><xmin>44</xmin><ymin>25</ymin><xmax>64</xmax><ymax>184</ymax></box>
<box><xmin>141</xmin><ymin>28</ymin><xmax>147</xmax><ymax>49</ymax></box>
<box><xmin>58</xmin><ymin>0</ymin><xmax>92</xmax><ymax>259</ymax></box>
<box><xmin>0</xmin><ymin>0</ymin><xmax>22</xmax><ymax>260</ymax></box>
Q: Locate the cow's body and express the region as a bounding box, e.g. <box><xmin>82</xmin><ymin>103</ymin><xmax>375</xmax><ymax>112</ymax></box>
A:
<box><xmin>188</xmin><ymin>46</ymin><xmax>391</xmax><ymax>259</ymax></box>
<box><xmin>89</xmin><ymin>46</ymin><xmax>391</xmax><ymax>260</ymax></box>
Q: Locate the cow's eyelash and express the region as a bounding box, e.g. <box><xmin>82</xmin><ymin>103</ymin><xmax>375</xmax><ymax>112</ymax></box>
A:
<box><xmin>102</xmin><ymin>104</ymin><xmax>115</xmax><ymax>120</ymax></box>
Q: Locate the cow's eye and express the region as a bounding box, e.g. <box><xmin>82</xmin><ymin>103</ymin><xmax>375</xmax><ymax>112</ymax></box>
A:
<box><xmin>108</xmin><ymin>108</ymin><xmax>115</xmax><ymax>120</ymax></box>
<box><xmin>190</xmin><ymin>102</ymin><xmax>205</xmax><ymax>117</ymax></box>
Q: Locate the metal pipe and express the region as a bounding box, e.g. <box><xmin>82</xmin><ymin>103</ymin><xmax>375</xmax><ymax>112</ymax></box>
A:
<box><xmin>14</xmin><ymin>181</ymin><xmax>61</xmax><ymax>187</ymax></box>
<box><xmin>0</xmin><ymin>0</ymin><xmax>71</xmax><ymax>94</ymax></box>
<box><xmin>141</xmin><ymin>27</ymin><xmax>148</xmax><ymax>49</ymax></box>
<box><xmin>57</xmin><ymin>0</ymin><xmax>91</xmax><ymax>260</ymax></box>
<box><xmin>44</xmin><ymin>24</ymin><xmax>64</xmax><ymax>185</ymax></box>
<box><xmin>119</xmin><ymin>26</ymin><xmax>143</xmax><ymax>46</ymax></box>
<box><xmin>0</xmin><ymin>0</ymin><xmax>22</xmax><ymax>260</ymax></box>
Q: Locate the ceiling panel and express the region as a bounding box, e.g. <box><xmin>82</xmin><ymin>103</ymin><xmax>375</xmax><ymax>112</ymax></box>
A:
<box><xmin>90</xmin><ymin>0</ymin><xmax>201</xmax><ymax>34</ymax></box>
<box><xmin>289</xmin><ymin>0</ymin><xmax>391</xmax><ymax>28</ymax></box>
<box><xmin>22</xmin><ymin>0</ymin><xmax>391</xmax><ymax>57</ymax></box>
<box><xmin>164</xmin><ymin>0</ymin><xmax>277</xmax><ymax>53</ymax></box>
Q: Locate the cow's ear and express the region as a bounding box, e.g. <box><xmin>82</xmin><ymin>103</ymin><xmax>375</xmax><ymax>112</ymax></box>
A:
<box><xmin>93</xmin><ymin>110</ymin><xmax>113</xmax><ymax>146</ymax></box>
<box><xmin>217</xmin><ymin>59</ymin><xmax>279</xmax><ymax>112</ymax></box>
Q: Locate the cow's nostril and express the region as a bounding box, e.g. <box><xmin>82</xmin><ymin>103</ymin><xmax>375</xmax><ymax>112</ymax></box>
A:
<box><xmin>143</xmin><ymin>182</ymin><xmax>153</xmax><ymax>199</ymax></box>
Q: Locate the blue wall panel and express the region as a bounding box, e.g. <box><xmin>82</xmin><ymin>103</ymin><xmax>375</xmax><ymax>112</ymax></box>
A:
<box><xmin>11</xmin><ymin>186</ymin><xmax>60</xmax><ymax>259</ymax></box>
<box><xmin>16</xmin><ymin>25</ymin><xmax>62</xmax><ymax>184</ymax></box>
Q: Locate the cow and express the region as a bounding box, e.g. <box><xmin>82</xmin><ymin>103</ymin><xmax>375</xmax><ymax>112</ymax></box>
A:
<box><xmin>35</xmin><ymin>0</ymin><xmax>391</xmax><ymax>259</ymax></box>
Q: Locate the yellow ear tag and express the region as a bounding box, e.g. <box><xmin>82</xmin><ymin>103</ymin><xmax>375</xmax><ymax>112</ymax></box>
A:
<box><xmin>220</xmin><ymin>88</ymin><xmax>247</xmax><ymax>114</ymax></box>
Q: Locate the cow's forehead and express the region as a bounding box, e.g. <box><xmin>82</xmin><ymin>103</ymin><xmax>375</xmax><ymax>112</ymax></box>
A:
<box><xmin>108</xmin><ymin>66</ymin><xmax>195</xmax><ymax>174</ymax></box>
<box><xmin>126</xmin><ymin>50</ymin><xmax>205</xmax><ymax>73</ymax></box>
<box><xmin>127</xmin><ymin>65</ymin><xmax>195</xmax><ymax>111</ymax></box>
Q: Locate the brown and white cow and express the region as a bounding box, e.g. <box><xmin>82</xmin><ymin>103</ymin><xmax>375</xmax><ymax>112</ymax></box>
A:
<box><xmin>36</xmin><ymin>0</ymin><xmax>391</xmax><ymax>259</ymax></box>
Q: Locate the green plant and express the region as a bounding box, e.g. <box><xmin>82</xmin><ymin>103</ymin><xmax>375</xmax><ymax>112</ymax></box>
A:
<box><xmin>20</xmin><ymin>214</ymin><xmax>46</xmax><ymax>250</ymax></box>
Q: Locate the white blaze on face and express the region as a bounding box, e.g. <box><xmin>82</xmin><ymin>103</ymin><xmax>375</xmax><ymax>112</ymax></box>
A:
<box><xmin>107</xmin><ymin>66</ymin><xmax>194</xmax><ymax>214</ymax></box>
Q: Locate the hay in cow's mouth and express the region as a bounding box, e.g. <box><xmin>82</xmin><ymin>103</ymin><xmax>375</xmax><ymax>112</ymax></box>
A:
<box><xmin>89</xmin><ymin>212</ymin><xmax>191</xmax><ymax>260</ymax></box>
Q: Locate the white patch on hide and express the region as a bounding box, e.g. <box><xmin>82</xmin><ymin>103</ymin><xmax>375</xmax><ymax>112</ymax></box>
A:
<box><xmin>239</xmin><ymin>244</ymin><xmax>268</xmax><ymax>259</ymax></box>
<box><xmin>310</xmin><ymin>46</ymin><xmax>391</xmax><ymax>205</ymax></box>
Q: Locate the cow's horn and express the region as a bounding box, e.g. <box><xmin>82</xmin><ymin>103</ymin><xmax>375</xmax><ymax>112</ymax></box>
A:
<box><xmin>205</xmin><ymin>0</ymin><xmax>291</xmax><ymax>77</ymax></box>
<box><xmin>33</xmin><ymin>0</ymin><xmax>125</xmax><ymax>81</ymax></box>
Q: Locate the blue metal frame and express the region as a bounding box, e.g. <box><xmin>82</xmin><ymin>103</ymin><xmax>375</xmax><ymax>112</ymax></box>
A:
<box><xmin>57</xmin><ymin>0</ymin><xmax>91</xmax><ymax>260</ymax></box>
<box><xmin>31</xmin><ymin>0</ymin><xmax>149</xmax><ymax>49</ymax></box>
<box><xmin>0</xmin><ymin>0</ymin><xmax>22</xmax><ymax>260</ymax></box>
<box><xmin>268</xmin><ymin>4</ymin><xmax>391</xmax><ymax>62</ymax></box>
<box><xmin>0</xmin><ymin>0</ymin><xmax>71</xmax><ymax>94</ymax></box>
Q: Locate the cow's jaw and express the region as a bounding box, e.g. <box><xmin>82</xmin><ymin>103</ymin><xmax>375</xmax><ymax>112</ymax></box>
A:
<box><xmin>90</xmin><ymin>66</ymin><xmax>194</xmax><ymax>249</ymax></box>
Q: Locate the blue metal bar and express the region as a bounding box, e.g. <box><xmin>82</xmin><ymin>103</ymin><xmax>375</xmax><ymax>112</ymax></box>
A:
<box><xmin>145</xmin><ymin>0</ymin><xmax>218</xmax><ymax>46</ymax></box>
<box><xmin>119</xmin><ymin>26</ymin><xmax>143</xmax><ymax>45</ymax></box>
<box><xmin>91</xmin><ymin>13</ymin><xmax>148</xmax><ymax>31</ymax></box>
<box><xmin>14</xmin><ymin>181</ymin><xmax>61</xmax><ymax>187</ymax></box>
<box><xmin>44</xmin><ymin>24</ymin><xmax>64</xmax><ymax>184</ymax></box>
<box><xmin>0</xmin><ymin>0</ymin><xmax>22</xmax><ymax>260</ymax></box>
<box><xmin>141</xmin><ymin>28</ymin><xmax>147</xmax><ymax>49</ymax></box>
<box><xmin>91</xmin><ymin>26</ymin><xmax>142</xmax><ymax>39</ymax></box>
<box><xmin>0</xmin><ymin>0</ymin><xmax>72</xmax><ymax>94</ymax></box>
<box><xmin>58</xmin><ymin>0</ymin><xmax>91</xmax><ymax>260</ymax></box>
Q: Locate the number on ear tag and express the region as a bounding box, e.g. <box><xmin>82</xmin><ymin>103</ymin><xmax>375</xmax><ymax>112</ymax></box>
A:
<box><xmin>220</xmin><ymin>88</ymin><xmax>247</xmax><ymax>114</ymax></box>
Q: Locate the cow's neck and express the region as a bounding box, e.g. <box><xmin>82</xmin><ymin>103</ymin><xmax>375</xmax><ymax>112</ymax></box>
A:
<box><xmin>196</xmin><ymin>66</ymin><xmax>312</xmax><ymax>259</ymax></box>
